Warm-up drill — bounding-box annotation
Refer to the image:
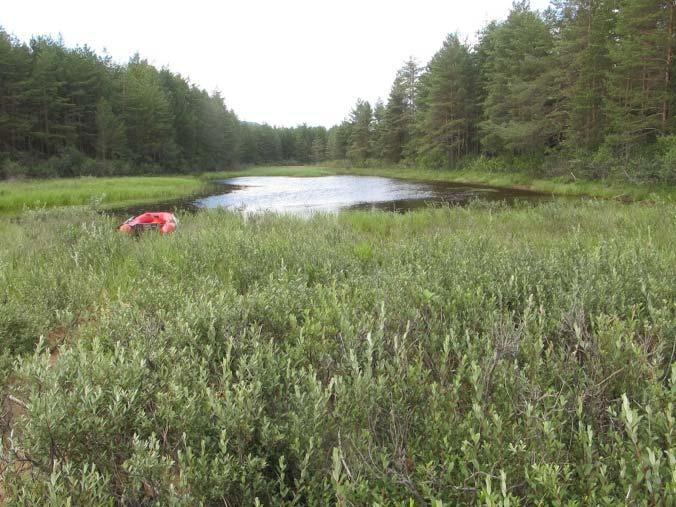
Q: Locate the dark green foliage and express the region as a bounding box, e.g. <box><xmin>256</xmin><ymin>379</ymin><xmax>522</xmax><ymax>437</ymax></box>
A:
<box><xmin>480</xmin><ymin>2</ymin><xmax>564</xmax><ymax>155</ymax></box>
<box><xmin>553</xmin><ymin>0</ymin><xmax>615</xmax><ymax>151</ymax></box>
<box><xmin>0</xmin><ymin>201</ymin><xmax>674</xmax><ymax>504</ymax></box>
<box><xmin>0</xmin><ymin>29</ymin><xmax>32</xmax><ymax>155</ymax></box>
<box><xmin>330</xmin><ymin>0</ymin><xmax>674</xmax><ymax>181</ymax></box>
<box><xmin>347</xmin><ymin>99</ymin><xmax>373</xmax><ymax>163</ymax></box>
<box><xmin>121</xmin><ymin>57</ymin><xmax>177</xmax><ymax>165</ymax></box>
<box><xmin>327</xmin><ymin>122</ymin><xmax>351</xmax><ymax>160</ymax></box>
<box><xmin>3</xmin><ymin>0</ymin><xmax>676</xmax><ymax>180</ymax></box>
<box><xmin>382</xmin><ymin>59</ymin><xmax>420</xmax><ymax>163</ymax></box>
<box><xmin>370</xmin><ymin>99</ymin><xmax>386</xmax><ymax>160</ymax></box>
<box><xmin>95</xmin><ymin>97</ymin><xmax>126</xmax><ymax>162</ymax></box>
<box><xmin>415</xmin><ymin>35</ymin><xmax>479</xmax><ymax>166</ymax></box>
<box><xmin>605</xmin><ymin>0</ymin><xmax>676</xmax><ymax>154</ymax></box>
<box><xmin>0</xmin><ymin>28</ymin><xmax>326</xmax><ymax>176</ymax></box>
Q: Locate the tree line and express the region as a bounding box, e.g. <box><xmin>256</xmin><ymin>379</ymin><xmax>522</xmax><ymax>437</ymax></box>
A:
<box><xmin>332</xmin><ymin>0</ymin><xmax>675</xmax><ymax>181</ymax></box>
<box><xmin>1</xmin><ymin>0</ymin><xmax>675</xmax><ymax>181</ymax></box>
<box><xmin>0</xmin><ymin>32</ymin><xmax>328</xmax><ymax>177</ymax></box>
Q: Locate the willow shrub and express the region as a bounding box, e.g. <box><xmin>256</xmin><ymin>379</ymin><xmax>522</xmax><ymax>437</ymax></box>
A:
<box><xmin>1</xmin><ymin>200</ymin><xmax>674</xmax><ymax>505</ymax></box>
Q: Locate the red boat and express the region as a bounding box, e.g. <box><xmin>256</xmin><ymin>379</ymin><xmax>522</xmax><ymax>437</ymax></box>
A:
<box><xmin>118</xmin><ymin>212</ymin><xmax>177</xmax><ymax>235</ymax></box>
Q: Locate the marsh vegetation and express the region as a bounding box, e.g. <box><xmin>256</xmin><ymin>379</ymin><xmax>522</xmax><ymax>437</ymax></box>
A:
<box><xmin>1</xmin><ymin>199</ymin><xmax>674</xmax><ymax>504</ymax></box>
<box><xmin>0</xmin><ymin>176</ymin><xmax>203</xmax><ymax>216</ymax></box>
<box><xmin>1</xmin><ymin>0</ymin><xmax>674</xmax><ymax>503</ymax></box>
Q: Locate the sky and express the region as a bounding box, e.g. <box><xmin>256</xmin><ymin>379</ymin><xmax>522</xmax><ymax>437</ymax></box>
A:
<box><xmin>1</xmin><ymin>0</ymin><xmax>552</xmax><ymax>128</ymax></box>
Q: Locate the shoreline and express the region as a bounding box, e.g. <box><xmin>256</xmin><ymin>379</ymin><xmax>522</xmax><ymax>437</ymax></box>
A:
<box><xmin>202</xmin><ymin>165</ymin><xmax>676</xmax><ymax>202</ymax></box>
<box><xmin>1</xmin><ymin>165</ymin><xmax>672</xmax><ymax>216</ymax></box>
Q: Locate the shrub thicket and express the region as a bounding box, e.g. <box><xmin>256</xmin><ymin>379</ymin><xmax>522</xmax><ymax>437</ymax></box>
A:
<box><xmin>0</xmin><ymin>201</ymin><xmax>674</xmax><ymax>504</ymax></box>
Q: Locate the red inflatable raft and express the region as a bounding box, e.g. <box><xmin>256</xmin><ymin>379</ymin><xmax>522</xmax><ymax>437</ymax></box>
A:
<box><xmin>119</xmin><ymin>212</ymin><xmax>177</xmax><ymax>235</ymax></box>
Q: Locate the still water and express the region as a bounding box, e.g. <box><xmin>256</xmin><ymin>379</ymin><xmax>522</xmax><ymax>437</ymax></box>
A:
<box><xmin>122</xmin><ymin>175</ymin><xmax>552</xmax><ymax>216</ymax></box>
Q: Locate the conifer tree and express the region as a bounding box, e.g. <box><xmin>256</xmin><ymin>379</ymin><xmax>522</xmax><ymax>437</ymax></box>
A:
<box><xmin>415</xmin><ymin>34</ymin><xmax>479</xmax><ymax>166</ymax></box>
<box><xmin>62</xmin><ymin>46</ymin><xmax>107</xmax><ymax>156</ymax></box>
<box><xmin>480</xmin><ymin>1</ymin><xmax>563</xmax><ymax>155</ymax></box>
<box><xmin>382</xmin><ymin>59</ymin><xmax>421</xmax><ymax>163</ymax></box>
<box><xmin>348</xmin><ymin>99</ymin><xmax>373</xmax><ymax>163</ymax></box>
<box><xmin>370</xmin><ymin>99</ymin><xmax>386</xmax><ymax>159</ymax></box>
<box><xmin>327</xmin><ymin>123</ymin><xmax>351</xmax><ymax>160</ymax></box>
<box><xmin>0</xmin><ymin>28</ymin><xmax>31</xmax><ymax>154</ymax></box>
<box><xmin>554</xmin><ymin>0</ymin><xmax>615</xmax><ymax>150</ymax></box>
<box><xmin>95</xmin><ymin>97</ymin><xmax>126</xmax><ymax>163</ymax></box>
<box><xmin>606</xmin><ymin>0</ymin><xmax>676</xmax><ymax>153</ymax></box>
<box><xmin>383</xmin><ymin>75</ymin><xmax>409</xmax><ymax>162</ymax></box>
<box><xmin>121</xmin><ymin>57</ymin><xmax>176</xmax><ymax>165</ymax></box>
<box><xmin>25</xmin><ymin>37</ymin><xmax>76</xmax><ymax>155</ymax></box>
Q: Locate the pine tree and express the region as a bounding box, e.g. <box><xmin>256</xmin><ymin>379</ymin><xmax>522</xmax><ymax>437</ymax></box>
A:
<box><xmin>0</xmin><ymin>28</ymin><xmax>31</xmax><ymax>154</ymax></box>
<box><xmin>159</xmin><ymin>70</ymin><xmax>199</xmax><ymax>165</ymax></box>
<box><xmin>327</xmin><ymin>123</ymin><xmax>351</xmax><ymax>160</ymax></box>
<box><xmin>238</xmin><ymin>122</ymin><xmax>259</xmax><ymax>164</ymax></box>
<box><xmin>382</xmin><ymin>59</ymin><xmax>420</xmax><ymax>163</ymax></box>
<box><xmin>348</xmin><ymin>99</ymin><xmax>373</xmax><ymax>163</ymax></box>
<box><xmin>480</xmin><ymin>1</ymin><xmax>563</xmax><ymax>156</ymax></box>
<box><xmin>24</xmin><ymin>37</ymin><xmax>77</xmax><ymax>155</ymax></box>
<box><xmin>415</xmin><ymin>34</ymin><xmax>479</xmax><ymax>166</ymax></box>
<box><xmin>95</xmin><ymin>97</ymin><xmax>126</xmax><ymax>162</ymax></box>
<box><xmin>311</xmin><ymin>137</ymin><xmax>326</xmax><ymax>163</ymax></box>
<box><xmin>257</xmin><ymin>124</ymin><xmax>282</xmax><ymax>162</ymax></box>
<box><xmin>383</xmin><ymin>75</ymin><xmax>409</xmax><ymax>162</ymax></box>
<box><xmin>370</xmin><ymin>99</ymin><xmax>386</xmax><ymax>159</ymax></box>
<box><xmin>606</xmin><ymin>0</ymin><xmax>676</xmax><ymax>154</ymax></box>
<box><xmin>61</xmin><ymin>45</ymin><xmax>107</xmax><ymax>156</ymax></box>
<box><xmin>293</xmin><ymin>124</ymin><xmax>314</xmax><ymax>163</ymax></box>
<box><xmin>554</xmin><ymin>0</ymin><xmax>615</xmax><ymax>150</ymax></box>
<box><xmin>121</xmin><ymin>56</ymin><xmax>176</xmax><ymax>165</ymax></box>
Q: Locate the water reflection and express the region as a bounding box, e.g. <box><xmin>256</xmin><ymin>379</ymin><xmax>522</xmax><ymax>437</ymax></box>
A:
<box><xmin>193</xmin><ymin>176</ymin><xmax>549</xmax><ymax>215</ymax></box>
<box><xmin>118</xmin><ymin>175</ymin><xmax>552</xmax><ymax>217</ymax></box>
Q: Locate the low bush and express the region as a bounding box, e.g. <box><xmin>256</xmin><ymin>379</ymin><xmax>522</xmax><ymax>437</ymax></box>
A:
<box><xmin>0</xmin><ymin>201</ymin><xmax>674</xmax><ymax>504</ymax></box>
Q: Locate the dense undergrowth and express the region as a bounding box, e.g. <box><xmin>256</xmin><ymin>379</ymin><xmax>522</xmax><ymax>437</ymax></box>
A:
<box><xmin>0</xmin><ymin>200</ymin><xmax>674</xmax><ymax>504</ymax></box>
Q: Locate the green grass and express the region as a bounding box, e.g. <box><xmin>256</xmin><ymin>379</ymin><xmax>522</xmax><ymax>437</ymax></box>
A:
<box><xmin>0</xmin><ymin>176</ymin><xmax>204</xmax><ymax>215</ymax></box>
<box><xmin>203</xmin><ymin>165</ymin><xmax>676</xmax><ymax>201</ymax></box>
<box><xmin>1</xmin><ymin>200</ymin><xmax>674</xmax><ymax>504</ymax></box>
<box><xmin>200</xmin><ymin>165</ymin><xmax>335</xmax><ymax>179</ymax></box>
<box><xmin>2</xmin><ymin>162</ymin><xmax>670</xmax><ymax>219</ymax></box>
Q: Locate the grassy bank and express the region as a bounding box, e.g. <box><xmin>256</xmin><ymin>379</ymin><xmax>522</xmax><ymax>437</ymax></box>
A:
<box><xmin>204</xmin><ymin>165</ymin><xmax>676</xmax><ymax>201</ymax></box>
<box><xmin>1</xmin><ymin>200</ymin><xmax>674</xmax><ymax>504</ymax></box>
<box><xmin>201</xmin><ymin>165</ymin><xmax>335</xmax><ymax>179</ymax></box>
<box><xmin>2</xmin><ymin>162</ymin><xmax>670</xmax><ymax>218</ymax></box>
<box><xmin>0</xmin><ymin>176</ymin><xmax>204</xmax><ymax>215</ymax></box>
<box><xmin>341</xmin><ymin>166</ymin><xmax>676</xmax><ymax>201</ymax></box>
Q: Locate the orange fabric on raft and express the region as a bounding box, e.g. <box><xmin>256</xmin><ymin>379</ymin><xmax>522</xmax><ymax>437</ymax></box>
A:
<box><xmin>118</xmin><ymin>212</ymin><xmax>177</xmax><ymax>234</ymax></box>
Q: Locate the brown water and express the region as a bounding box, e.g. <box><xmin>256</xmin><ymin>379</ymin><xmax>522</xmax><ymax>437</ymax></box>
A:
<box><xmin>120</xmin><ymin>175</ymin><xmax>553</xmax><ymax>216</ymax></box>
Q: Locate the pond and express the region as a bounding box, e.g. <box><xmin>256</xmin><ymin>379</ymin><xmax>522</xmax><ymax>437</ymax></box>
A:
<box><xmin>121</xmin><ymin>175</ymin><xmax>553</xmax><ymax>216</ymax></box>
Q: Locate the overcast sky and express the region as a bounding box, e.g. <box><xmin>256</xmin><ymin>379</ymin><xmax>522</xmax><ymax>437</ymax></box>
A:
<box><xmin>2</xmin><ymin>0</ymin><xmax>551</xmax><ymax>127</ymax></box>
